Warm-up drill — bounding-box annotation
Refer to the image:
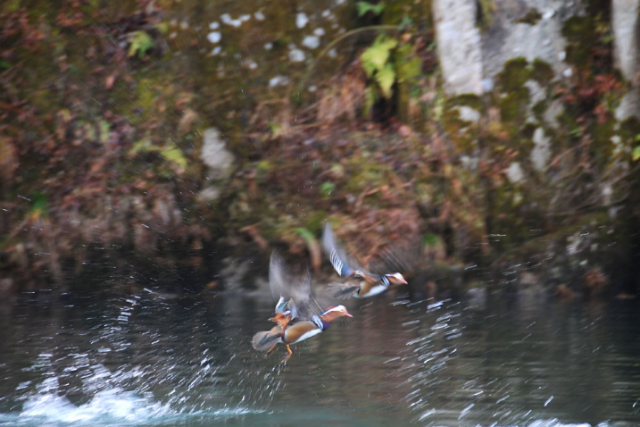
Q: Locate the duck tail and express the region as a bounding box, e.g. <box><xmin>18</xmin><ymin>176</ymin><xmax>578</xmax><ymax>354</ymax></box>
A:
<box><xmin>325</xmin><ymin>282</ymin><xmax>359</xmax><ymax>299</ymax></box>
<box><xmin>251</xmin><ymin>325</ymin><xmax>283</xmax><ymax>352</ymax></box>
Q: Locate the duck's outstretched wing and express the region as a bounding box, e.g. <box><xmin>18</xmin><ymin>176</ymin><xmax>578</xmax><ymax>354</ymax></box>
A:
<box><xmin>269</xmin><ymin>251</ymin><xmax>323</xmax><ymax>321</ymax></box>
<box><xmin>322</xmin><ymin>222</ymin><xmax>363</xmax><ymax>278</ymax></box>
<box><xmin>325</xmin><ymin>282</ymin><xmax>360</xmax><ymax>299</ymax></box>
<box><xmin>367</xmin><ymin>238</ymin><xmax>423</xmax><ymax>276</ymax></box>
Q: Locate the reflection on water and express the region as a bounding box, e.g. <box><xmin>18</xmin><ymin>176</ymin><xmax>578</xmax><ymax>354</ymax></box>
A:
<box><xmin>0</xmin><ymin>288</ymin><xmax>639</xmax><ymax>426</ymax></box>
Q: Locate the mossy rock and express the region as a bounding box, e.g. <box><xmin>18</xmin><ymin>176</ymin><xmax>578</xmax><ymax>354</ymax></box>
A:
<box><xmin>516</xmin><ymin>8</ymin><xmax>542</xmax><ymax>25</ymax></box>
<box><xmin>497</xmin><ymin>58</ymin><xmax>530</xmax><ymax>92</ymax></box>
<box><xmin>446</xmin><ymin>94</ymin><xmax>483</xmax><ymax>110</ymax></box>
<box><xmin>531</xmin><ymin>59</ymin><xmax>554</xmax><ymax>86</ymax></box>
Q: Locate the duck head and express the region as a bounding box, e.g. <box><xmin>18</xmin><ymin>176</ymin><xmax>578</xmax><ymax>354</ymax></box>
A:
<box><xmin>320</xmin><ymin>305</ymin><xmax>353</xmax><ymax>322</ymax></box>
<box><xmin>269</xmin><ymin>309</ymin><xmax>292</xmax><ymax>327</ymax></box>
<box><xmin>384</xmin><ymin>272</ymin><xmax>408</xmax><ymax>285</ymax></box>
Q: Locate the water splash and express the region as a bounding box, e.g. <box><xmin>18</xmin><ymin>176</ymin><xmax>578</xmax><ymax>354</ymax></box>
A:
<box><xmin>0</xmin><ymin>381</ymin><xmax>262</xmax><ymax>426</ymax></box>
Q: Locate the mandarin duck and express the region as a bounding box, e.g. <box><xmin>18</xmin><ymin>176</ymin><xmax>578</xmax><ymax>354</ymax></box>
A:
<box><xmin>251</xmin><ymin>251</ymin><xmax>352</xmax><ymax>363</ymax></box>
<box><xmin>322</xmin><ymin>221</ymin><xmax>408</xmax><ymax>299</ymax></box>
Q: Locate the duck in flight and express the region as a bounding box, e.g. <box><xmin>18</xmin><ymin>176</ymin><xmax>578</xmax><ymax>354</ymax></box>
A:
<box><xmin>252</xmin><ymin>251</ymin><xmax>353</xmax><ymax>363</ymax></box>
<box><xmin>322</xmin><ymin>221</ymin><xmax>408</xmax><ymax>299</ymax></box>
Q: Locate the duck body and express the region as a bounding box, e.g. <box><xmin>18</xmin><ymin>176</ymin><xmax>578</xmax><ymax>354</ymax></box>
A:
<box><xmin>322</xmin><ymin>222</ymin><xmax>408</xmax><ymax>299</ymax></box>
<box><xmin>254</xmin><ymin>305</ymin><xmax>351</xmax><ymax>361</ymax></box>
<box><xmin>284</xmin><ymin>317</ymin><xmax>324</xmax><ymax>344</ymax></box>
<box><xmin>327</xmin><ymin>274</ymin><xmax>395</xmax><ymax>299</ymax></box>
<box><xmin>252</xmin><ymin>252</ymin><xmax>352</xmax><ymax>362</ymax></box>
<box><xmin>357</xmin><ymin>280</ymin><xmax>390</xmax><ymax>298</ymax></box>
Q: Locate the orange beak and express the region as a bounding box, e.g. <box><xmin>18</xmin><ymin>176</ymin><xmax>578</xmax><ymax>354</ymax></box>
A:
<box><xmin>344</xmin><ymin>312</ymin><xmax>353</xmax><ymax>318</ymax></box>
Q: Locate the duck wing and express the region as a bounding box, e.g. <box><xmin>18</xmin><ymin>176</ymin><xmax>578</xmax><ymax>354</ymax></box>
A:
<box><xmin>322</xmin><ymin>222</ymin><xmax>364</xmax><ymax>278</ymax></box>
<box><xmin>325</xmin><ymin>281</ymin><xmax>360</xmax><ymax>299</ymax></box>
<box><xmin>367</xmin><ymin>238</ymin><xmax>423</xmax><ymax>276</ymax></box>
<box><xmin>269</xmin><ymin>251</ymin><xmax>323</xmax><ymax>322</ymax></box>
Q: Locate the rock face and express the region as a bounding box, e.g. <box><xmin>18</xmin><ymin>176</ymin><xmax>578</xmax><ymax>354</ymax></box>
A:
<box><xmin>432</xmin><ymin>0</ymin><xmax>483</xmax><ymax>95</ymax></box>
<box><xmin>531</xmin><ymin>127</ymin><xmax>551</xmax><ymax>172</ymax></box>
<box><xmin>201</xmin><ymin>128</ymin><xmax>235</xmax><ymax>180</ymax></box>
<box><xmin>431</xmin><ymin>0</ymin><xmax>639</xmax><ymax>296</ymax></box>
<box><xmin>199</xmin><ymin>128</ymin><xmax>236</xmax><ymax>201</ymax></box>
<box><xmin>433</xmin><ymin>0</ymin><xmax>582</xmax><ymax>95</ymax></box>
<box><xmin>612</xmin><ymin>0</ymin><xmax>640</xmax><ymax>119</ymax></box>
<box><xmin>481</xmin><ymin>1</ymin><xmax>582</xmax><ymax>83</ymax></box>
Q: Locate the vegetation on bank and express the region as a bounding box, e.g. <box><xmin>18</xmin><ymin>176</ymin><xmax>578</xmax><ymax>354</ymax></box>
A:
<box><xmin>0</xmin><ymin>0</ymin><xmax>638</xmax><ymax>298</ymax></box>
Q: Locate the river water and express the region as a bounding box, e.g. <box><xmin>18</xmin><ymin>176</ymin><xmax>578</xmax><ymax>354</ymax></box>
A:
<box><xmin>0</xmin><ymin>286</ymin><xmax>638</xmax><ymax>427</ymax></box>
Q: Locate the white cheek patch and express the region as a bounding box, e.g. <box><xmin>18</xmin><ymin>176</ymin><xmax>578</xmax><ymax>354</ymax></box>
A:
<box><xmin>323</xmin><ymin>306</ymin><xmax>345</xmax><ymax>315</ymax></box>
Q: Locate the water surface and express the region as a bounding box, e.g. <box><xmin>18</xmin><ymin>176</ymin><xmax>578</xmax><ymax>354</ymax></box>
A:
<box><xmin>0</xmin><ymin>287</ymin><xmax>639</xmax><ymax>427</ymax></box>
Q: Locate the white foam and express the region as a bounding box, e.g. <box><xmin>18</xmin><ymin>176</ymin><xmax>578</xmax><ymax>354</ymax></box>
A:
<box><xmin>19</xmin><ymin>388</ymin><xmax>173</xmax><ymax>424</ymax></box>
<box><xmin>6</xmin><ymin>385</ymin><xmax>263</xmax><ymax>426</ymax></box>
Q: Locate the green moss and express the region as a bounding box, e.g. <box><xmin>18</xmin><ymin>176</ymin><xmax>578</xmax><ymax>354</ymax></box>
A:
<box><xmin>3</xmin><ymin>0</ymin><xmax>20</xmax><ymax>12</ymax></box>
<box><xmin>302</xmin><ymin>211</ymin><xmax>327</xmax><ymax>235</ymax></box>
<box><xmin>447</xmin><ymin>94</ymin><xmax>483</xmax><ymax>110</ymax></box>
<box><xmin>516</xmin><ymin>8</ymin><xmax>542</xmax><ymax>25</ymax></box>
<box><xmin>499</xmin><ymin>90</ymin><xmax>529</xmax><ymax>123</ymax></box>
<box><xmin>476</xmin><ymin>0</ymin><xmax>495</xmax><ymax>29</ymax></box>
<box><xmin>497</xmin><ymin>58</ymin><xmax>530</xmax><ymax>92</ymax></box>
<box><xmin>520</xmin><ymin>123</ymin><xmax>537</xmax><ymax>139</ymax></box>
<box><xmin>619</xmin><ymin>117</ymin><xmax>640</xmax><ymax>141</ymax></box>
<box><xmin>129</xmin><ymin>78</ymin><xmax>161</xmax><ymax>124</ymax></box>
<box><xmin>531</xmin><ymin>100</ymin><xmax>547</xmax><ymax>119</ymax></box>
<box><xmin>382</xmin><ymin>0</ymin><xmax>429</xmax><ymax>26</ymax></box>
<box><xmin>531</xmin><ymin>59</ymin><xmax>554</xmax><ymax>85</ymax></box>
<box><xmin>592</xmin><ymin>117</ymin><xmax>616</xmax><ymax>159</ymax></box>
<box><xmin>562</xmin><ymin>16</ymin><xmax>593</xmax><ymax>68</ymax></box>
<box><xmin>441</xmin><ymin>101</ymin><xmax>477</xmax><ymax>153</ymax></box>
<box><xmin>345</xmin><ymin>157</ymin><xmax>389</xmax><ymax>192</ymax></box>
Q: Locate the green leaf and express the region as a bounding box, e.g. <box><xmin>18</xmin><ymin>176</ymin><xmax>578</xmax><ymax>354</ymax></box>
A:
<box><xmin>268</xmin><ymin>120</ymin><xmax>283</xmax><ymax>138</ymax></box>
<box><xmin>128</xmin><ymin>138</ymin><xmax>157</xmax><ymax>156</ymax></box>
<box><xmin>256</xmin><ymin>159</ymin><xmax>272</xmax><ymax>172</ymax></box>
<box><xmin>423</xmin><ymin>233</ymin><xmax>440</xmax><ymax>246</ymax></box>
<box><xmin>294</xmin><ymin>227</ymin><xmax>314</xmax><ymax>241</ymax></box>
<box><xmin>128</xmin><ymin>31</ymin><xmax>154</xmax><ymax>58</ymax></box>
<box><xmin>364</xmin><ymin>84</ymin><xmax>378</xmax><ymax>117</ymax></box>
<box><xmin>357</xmin><ymin>1</ymin><xmax>385</xmax><ymax>17</ymax></box>
<box><xmin>29</xmin><ymin>192</ymin><xmax>49</xmax><ymax>219</ymax></box>
<box><xmin>98</xmin><ymin>120</ymin><xmax>110</xmax><ymax>144</ymax></box>
<box><xmin>0</xmin><ymin>60</ymin><xmax>10</xmax><ymax>70</ymax></box>
<box><xmin>396</xmin><ymin>44</ymin><xmax>422</xmax><ymax>82</ymax></box>
<box><xmin>320</xmin><ymin>181</ymin><xmax>335</xmax><ymax>196</ymax></box>
<box><xmin>154</xmin><ymin>22</ymin><xmax>170</xmax><ymax>35</ymax></box>
<box><xmin>398</xmin><ymin>16</ymin><xmax>413</xmax><ymax>29</ymax></box>
<box><xmin>376</xmin><ymin>62</ymin><xmax>396</xmax><ymax>98</ymax></box>
<box><xmin>633</xmin><ymin>146</ymin><xmax>640</xmax><ymax>161</ymax></box>
<box><xmin>330</xmin><ymin>163</ymin><xmax>345</xmax><ymax>178</ymax></box>
<box><xmin>4</xmin><ymin>0</ymin><xmax>20</xmax><ymax>12</ymax></box>
<box><xmin>161</xmin><ymin>146</ymin><xmax>187</xmax><ymax>169</ymax></box>
<box><xmin>360</xmin><ymin>35</ymin><xmax>398</xmax><ymax>77</ymax></box>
